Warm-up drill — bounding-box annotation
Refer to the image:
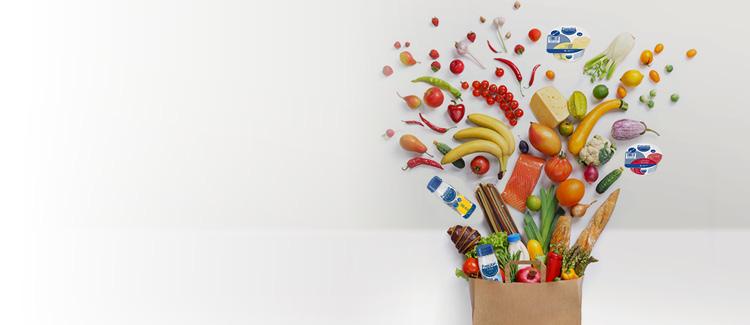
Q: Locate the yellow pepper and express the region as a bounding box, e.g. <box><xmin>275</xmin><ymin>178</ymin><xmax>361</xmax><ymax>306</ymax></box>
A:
<box><xmin>526</xmin><ymin>240</ymin><xmax>543</xmax><ymax>261</ymax></box>
<box><xmin>561</xmin><ymin>268</ymin><xmax>579</xmax><ymax>280</ymax></box>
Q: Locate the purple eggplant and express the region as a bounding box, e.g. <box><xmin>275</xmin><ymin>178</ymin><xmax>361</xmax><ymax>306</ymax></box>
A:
<box><xmin>611</xmin><ymin>119</ymin><xmax>660</xmax><ymax>140</ymax></box>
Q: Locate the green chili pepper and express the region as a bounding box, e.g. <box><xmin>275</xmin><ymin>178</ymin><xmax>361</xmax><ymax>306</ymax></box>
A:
<box><xmin>412</xmin><ymin>76</ymin><xmax>462</xmax><ymax>100</ymax></box>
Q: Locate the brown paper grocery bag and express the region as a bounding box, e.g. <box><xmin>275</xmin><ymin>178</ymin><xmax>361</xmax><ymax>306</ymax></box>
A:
<box><xmin>468</xmin><ymin>260</ymin><xmax>583</xmax><ymax>325</ymax></box>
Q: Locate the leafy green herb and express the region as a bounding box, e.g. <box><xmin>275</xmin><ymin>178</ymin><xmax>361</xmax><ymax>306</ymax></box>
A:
<box><xmin>455</xmin><ymin>268</ymin><xmax>468</xmax><ymax>281</ymax></box>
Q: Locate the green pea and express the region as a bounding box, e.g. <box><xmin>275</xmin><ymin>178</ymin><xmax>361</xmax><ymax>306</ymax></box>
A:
<box><xmin>649</xmin><ymin>89</ymin><xmax>657</xmax><ymax>98</ymax></box>
<box><xmin>647</xmin><ymin>100</ymin><xmax>655</xmax><ymax>109</ymax></box>
<box><xmin>639</xmin><ymin>95</ymin><xmax>647</xmax><ymax>103</ymax></box>
<box><xmin>670</xmin><ymin>93</ymin><xmax>680</xmax><ymax>102</ymax></box>
<box><xmin>665</xmin><ymin>64</ymin><xmax>674</xmax><ymax>73</ymax></box>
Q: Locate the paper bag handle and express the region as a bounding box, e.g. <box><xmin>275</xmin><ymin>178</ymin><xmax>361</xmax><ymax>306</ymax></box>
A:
<box><xmin>503</xmin><ymin>259</ymin><xmax>547</xmax><ymax>283</ymax></box>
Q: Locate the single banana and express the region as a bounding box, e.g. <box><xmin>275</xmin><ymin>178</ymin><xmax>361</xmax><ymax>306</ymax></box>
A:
<box><xmin>441</xmin><ymin>140</ymin><xmax>506</xmax><ymax>171</ymax></box>
<box><xmin>467</xmin><ymin>114</ymin><xmax>516</xmax><ymax>155</ymax></box>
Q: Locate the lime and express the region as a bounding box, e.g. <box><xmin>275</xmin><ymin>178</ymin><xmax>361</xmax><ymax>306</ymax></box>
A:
<box><xmin>526</xmin><ymin>195</ymin><xmax>542</xmax><ymax>212</ymax></box>
<box><xmin>592</xmin><ymin>84</ymin><xmax>609</xmax><ymax>100</ymax></box>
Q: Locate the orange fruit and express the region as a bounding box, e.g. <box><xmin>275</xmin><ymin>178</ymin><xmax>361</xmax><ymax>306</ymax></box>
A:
<box><xmin>556</xmin><ymin>178</ymin><xmax>585</xmax><ymax>206</ymax></box>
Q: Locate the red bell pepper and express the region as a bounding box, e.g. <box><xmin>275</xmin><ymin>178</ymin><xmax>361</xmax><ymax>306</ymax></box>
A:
<box><xmin>546</xmin><ymin>251</ymin><xmax>563</xmax><ymax>282</ymax></box>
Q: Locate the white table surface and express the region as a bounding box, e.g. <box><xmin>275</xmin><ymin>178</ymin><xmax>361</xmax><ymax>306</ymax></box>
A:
<box><xmin>0</xmin><ymin>228</ymin><xmax>746</xmax><ymax>324</ymax></box>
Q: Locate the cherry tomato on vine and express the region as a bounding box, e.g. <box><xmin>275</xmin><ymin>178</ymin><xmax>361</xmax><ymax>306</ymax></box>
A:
<box><xmin>504</xmin><ymin>92</ymin><xmax>514</xmax><ymax>101</ymax></box>
<box><xmin>472</xmin><ymin>89</ymin><xmax>480</xmax><ymax>97</ymax></box>
<box><xmin>472</xmin><ymin>81</ymin><xmax>480</xmax><ymax>89</ymax></box>
<box><xmin>481</xmin><ymin>80</ymin><xmax>489</xmax><ymax>89</ymax></box>
<box><xmin>514</xmin><ymin>109</ymin><xmax>524</xmax><ymax>117</ymax></box>
<box><xmin>489</xmin><ymin>84</ymin><xmax>497</xmax><ymax>93</ymax></box>
<box><xmin>495</xmin><ymin>67</ymin><xmax>505</xmax><ymax>78</ymax></box>
<box><xmin>509</xmin><ymin>118</ymin><xmax>518</xmax><ymax>126</ymax></box>
<box><xmin>510</xmin><ymin>101</ymin><xmax>519</xmax><ymax>109</ymax></box>
<box><xmin>498</xmin><ymin>85</ymin><xmax>507</xmax><ymax>94</ymax></box>
<box><xmin>486</xmin><ymin>97</ymin><xmax>495</xmax><ymax>105</ymax></box>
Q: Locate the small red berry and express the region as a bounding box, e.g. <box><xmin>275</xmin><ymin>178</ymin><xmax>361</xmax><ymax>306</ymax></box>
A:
<box><xmin>472</xmin><ymin>81</ymin><xmax>480</xmax><ymax>89</ymax></box>
<box><xmin>449</xmin><ymin>59</ymin><xmax>465</xmax><ymax>74</ymax></box>
<box><xmin>430</xmin><ymin>61</ymin><xmax>441</xmax><ymax>72</ymax></box>
<box><xmin>514</xmin><ymin>44</ymin><xmax>525</xmax><ymax>55</ymax></box>
<box><xmin>461</xmin><ymin>81</ymin><xmax>469</xmax><ymax>90</ymax></box>
<box><xmin>393</xmin><ymin>41</ymin><xmax>401</xmax><ymax>49</ymax></box>
<box><xmin>467</xmin><ymin>32</ymin><xmax>476</xmax><ymax>42</ymax></box>
<box><xmin>495</xmin><ymin>67</ymin><xmax>505</xmax><ymax>78</ymax></box>
<box><xmin>431</xmin><ymin>17</ymin><xmax>439</xmax><ymax>27</ymax></box>
<box><xmin>429</xmin><ymin>49</ymin><xmax>439</xmax><ymax>59</ymax></box>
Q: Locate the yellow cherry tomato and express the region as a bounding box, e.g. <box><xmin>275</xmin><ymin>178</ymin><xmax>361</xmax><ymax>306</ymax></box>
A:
<box><xmin>640</xmin><ymin>50</ymin><xmax>654</xmax><ymax>65</ymax></box>
<box><xmin>654</xmin><ymin>43</ymin><xmax>664</xmax><ymax>54</ymax></box>
<box><xmin>649</xmin><ymin>70</ymin><xmax>660</xmax><ymax>83</ymax></box>
<box><xmin>616</xmin><ymin>85</ymin><xmax>627</xmax><ymax>99</ymax></box>
<box><xmin>545</xmin><ymin>70</ymin><xmax>555</xmax><ymax>80</ymax></box>
<box><xmin>686</xmin><ymin>48</ymin><xmax>697</xmax><ymax>58</ymax></box>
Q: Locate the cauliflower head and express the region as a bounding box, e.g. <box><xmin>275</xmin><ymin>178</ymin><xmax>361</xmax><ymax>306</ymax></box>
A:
<box><xmin>578</xmin><ymin>135</ymin><xmax>616</xmax><ymax>166</ymax></box>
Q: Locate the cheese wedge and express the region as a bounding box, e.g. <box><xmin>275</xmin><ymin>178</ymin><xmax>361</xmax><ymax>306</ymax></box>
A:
<box><xmin>529</xmin><ymin>86</ymin><xmax>569</xmax><ymax>128</ymax></box>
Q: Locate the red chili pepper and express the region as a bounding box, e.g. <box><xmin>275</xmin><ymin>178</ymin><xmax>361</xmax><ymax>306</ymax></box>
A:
<box><xmin>419</xmin><ymin>113</ymin><xmax>455</xmax><ymax>133</ymax></box>
<box><xmin>494</xmin><ymin>58</ymin><xmax>522</xmax><ymax>82</ymax></box>
<box><xmin>402</xmin><ymin>120</ymin><xmax>425</xmax><ymax>127</ymax></box>
<box><xmin>546</xmin><ymin>251</ymin><xmax>563</xmax><ymax>282</ymax></box>
<box><xmin>494</xmin><ymin>58</ymin><xmax>525</xmax><ymax>96</ymax></box>
<box><xmin>487</xmin><ymin>40</ymin><xmax>499</xmax><ymax>54</ymax></box>
<box><xmin>402</xmin><ymin>157</ymin><xmax>444</xmax><ymax>170</ymax></box>
<box><xmin>526</xmin><ymin>64</ymin><xmax>541</xmax><ymax>88</ymax></box>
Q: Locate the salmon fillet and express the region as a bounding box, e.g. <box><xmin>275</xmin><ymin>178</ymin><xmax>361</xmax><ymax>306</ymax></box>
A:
<box><xmin>501</xmin><ymin>154</ymin><xmax>545</xmax><ymax>212</ymax></box>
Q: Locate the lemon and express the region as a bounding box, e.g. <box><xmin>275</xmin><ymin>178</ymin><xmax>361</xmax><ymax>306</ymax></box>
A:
<box><xmin>620</xmin><ymin>70</ymin><xmax>644</xmax><ymax>87</ymax></box>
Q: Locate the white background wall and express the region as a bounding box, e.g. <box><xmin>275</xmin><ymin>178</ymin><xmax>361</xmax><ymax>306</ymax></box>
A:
<box><xmin>0</xmin><ymin>0</ymin><xmax>747</xmax><ymax>324</ymax></box>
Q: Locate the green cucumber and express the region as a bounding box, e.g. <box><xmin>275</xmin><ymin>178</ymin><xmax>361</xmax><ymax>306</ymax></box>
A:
<box><xmin>433</xmin><ymin>141</ymin><xmax>465</xmax><ymax>169</ymax></box>
<box><xmin>596</xmin><ymin>167</ymin><xmax>623</xmax><ymax>194</ymax></box>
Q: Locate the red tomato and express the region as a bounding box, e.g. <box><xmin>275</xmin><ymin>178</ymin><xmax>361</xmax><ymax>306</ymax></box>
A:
<box><xmin>423</xmin><ymin>87</ymin><xmax>444</xmax><ymax>108</ymax></box>
<box><xmin>544</xmin><ymin>153</ymin><xmax>573</xmax><ymax>183</ymax></box>
<box><xmin>462</xmin><ymin>258</ymin><xmax>479</xmax><ymax>277</ymax></box>
<box><xmin>470</xmin><ymin>156</ymin><xmax>490</xmax><ymax>175</ymax></box>
<box><xmin>449</xmin><ymin>59</ymin><xmax>465</xmax><ymax>74</ymax></box>
<box><xmin>528</xmin><ymin>28</ymin><xmax>542</xmax><ymax>42</ymax></box>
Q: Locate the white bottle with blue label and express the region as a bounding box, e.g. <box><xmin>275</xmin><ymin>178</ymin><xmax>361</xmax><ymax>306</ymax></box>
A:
<box><xmin>507</xmin><ymin>233</ymin><xmax>530</xmax><ymax>271</ymax></box>
<box><xmin>476</xmin><ymin>244</ymin><xmax>503</xmax><ymax>282</ymax></box>
<box><xmin>426</xmin><ymin>176</ymin><xmax>476</xmax><ymax>219</ymax></box>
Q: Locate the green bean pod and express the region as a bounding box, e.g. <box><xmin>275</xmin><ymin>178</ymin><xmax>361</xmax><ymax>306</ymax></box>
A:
<box><xmin>412</xmin><ymin>76</ymin><xmax>462</xmax><ymax>100</ymax></box>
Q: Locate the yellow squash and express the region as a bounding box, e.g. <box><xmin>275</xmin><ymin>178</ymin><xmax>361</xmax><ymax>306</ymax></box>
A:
<box><xmin>568</xmin><ymin>99</ymin><xmax>628</xmax><ymax>155</ymax></box>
